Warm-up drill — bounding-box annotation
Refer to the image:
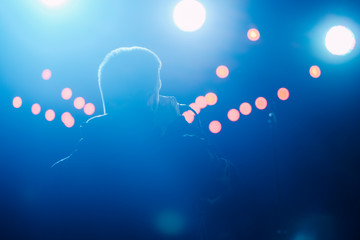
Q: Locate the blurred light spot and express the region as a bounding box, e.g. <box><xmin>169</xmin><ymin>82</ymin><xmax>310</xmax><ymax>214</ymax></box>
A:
<box><xmin>12</xmin><ymin>96</ymin><xmax>22</xmax><ymax>108</ymax></box>
<box><xmin>156</xmin><ymin>210</ymin><xmax>184</xmax><ymax>235</ymax></box>
<box><xmin>173</xmin><ymin>0</ymin><xmax>206</xmax><ymax>32</ymax></box>
<box><xmin>309</xmin><ymin>65</ymin><xmax>321</xmax><ymax>78</ymax></box>
<box><xmin>189</xmin><ymin>103</ymin><xmax>200</xmax><ymax>114</ymax></box>
<box><xmin>42</xmin><ymin>69</ymin><xmax>52</xmax><ymax>80</ymax></box>
<box><xmin>195</xmin><ymin>96</ymin><xmax>208</xmax><ymax>109</ymax></box>
<box><xmin>205</xmin><ymin>92</ymin><xmax>218</xmax><ymax>106</ymax></box>
<box><xmin>277</xmin><ymin>88</ymin><xmax>290</xmax><ymax>101</ymax></box>
<box><xmin>325</xmin><ymin>25</ymin><xmax>356</xmax><ymax>55</ymax></box>
<box><xmin>209</xmin><ymin>120</ymin><xmax>222</xmax><ymax>134</ymax></box>
<box><xmin>31</xmin><ymin>103</ymin><xmax>41</xmax><ymax>115</ymax></box>
<box><xmin>74</xmin><ymin>97</ymin><xmax>85</xmax><ymax>109</ymax></box>
<box><xmin>84</xmin><ymin>103</ymin><xmax>95</xmax><ymax>115</ymax></box>
<box><xmin>228</xmin><ymin>109</ymin><xmax>240</xmax><ymax>122</ymax></box>
<box><xmin>61</xmin><ymin>88</ymin><xmax>72</xmax><ymax>100</ymax></box>
<box><xmin>41</xmin><ymin>0</ymin><xmax>68</xmax><ymax>8</ymax></box>
<box><xmin>45</xmin><ymin>109</ymin><xmax>55</xmax><ymax>121</ymax></box>
<box><xmin>182</xmin><ymin>110</ymin><xmax>195</xmax><ymax>124</ymax></box>
<box><xmin>61</xmin><ymin>112</ymin><xmax>75</xmax><ymax>128</ymax></box>
<box><xmin>239</xmin><ymin>102</ymin><xmax>252</xmax><ymax>115</ymax></box>
<box><xmin>247</xmin><ymin>28</ymin><xmax>260</xmax><ymax>41</ymax></box>
<box><xmin>255</xmin><ymin>97</ymin><xmax>267</xmax><ymax>110</ymax></box>
<box><xmin>216</xmin><ymin>65</ymin><xmax>229</xmax><ymax>79</ymax></box>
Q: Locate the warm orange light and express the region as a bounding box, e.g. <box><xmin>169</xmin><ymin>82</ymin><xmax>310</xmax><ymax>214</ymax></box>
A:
<box><xmin>84</xmin><ymin>103</ymin><xmax>95</xmax><ymax>115</ymax></box>
<box><xmin>205</xmin><ymin>92</ymin><xmax>218</xmax><ymax>106</ymax></box>
<box><xmin>209</xmin><ymin>120</ymin><xmax>222</xmax><ymax>134</ymax></box>
<box><xmin>309</xmin><ymin>65</ymin><xmax>321</xmax><ymax>78</ymax></box>
<box><xmin>216</xmin><ymin>65</ymin><xmax>229</xmax><ymax>79</ymax></box>
<box><xmin>189</xmin><ymin>103</ymin><xmax>201</xmax><ymax>114</ymax></box>
<box><xmin>31</xmin><ymin>103</ymin><xmax>41</xmax><ymax>115</ymax></box>
<box><xmin>195</xmin><ymin>96</ymin><xmax>208</xmax><ymax>109</ymax></box>
<box><xmin>255</xmin><ymin>97</ymin><xmax>267</xmax><ymax>110</ymax></box>
<box><xmin>239</xmin><ymin>102</ymin><xmax>252</xmax><ymax>115</ymax></box>
<box><xmin>12</xmin><ymin>96</ymin><xmax>22</xmax><ymax>109</ymax></box>
<box><xmin>45</xmin><ymin>109</ymin><xmax>55</xmax><ymax>121</ymax></box>
<box><xmin>74</xmin><ymin>97</ymin><xmax>85</xmax><ymax>109</ymax></box>
<box><xmin>247</xmin><ymin>28</ymin><xmax>260</xmax><ymax>41</ymax></box>
<box><xmin>61</xmin><ymin>112</ymin><xmax>75</xmax><ymax>128</ymax></box>
<box><xmin>277</xmin><ymin>88</ymin><xmax>290</xmax><ymax>101</ymax></box>
<box><xmin>182</xmin><ymin>110</ymin><xmax>195</xmax><ymax>124</ymax></box>
<box><xmin>42</xmin><ymin>69</ymin><xmax>52</xmax><ymax>80</ymax></box>
<box><xmin>228</xmin><ymin>109</ymin><xmax>240</xmax><ymax>122</ymax></box>
<box><xmin>61</xmin><ymin>88</ymin><xmax>72</xmax><ymax>100</ymax></box>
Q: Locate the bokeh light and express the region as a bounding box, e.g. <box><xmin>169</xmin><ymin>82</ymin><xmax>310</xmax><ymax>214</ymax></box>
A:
<box><xmin>189</xmin><ymin>103</ymin><xmax>200</xmax><ymax>114</ymax></box>
<box><xmin>173</xmin><ymin>0</ymin><xmax>206</xmax><ymax>32</ymax></box>
<box><xmin>255</xmin><ymin>97</ymin><xmax>268</xmax><ymax>110</ymax></box>
<box><xmin>12</xmin><ymin>96</ymin><xmax>22</xmax><ymax>109</ymax></box>
<box><xmin>31</xmin><ymin>103</ymin><xmax>41</xmax><ymax>115</ymax></box>
<box><xmin>205</xmin><ymin>92</ymin><xmax>218</xmax><ymax>106</ymax></box>
<box><xmin>277</xmin><ymin>87</ymin><xmax>290</xmax><ymax>101</ymax></box>
<box><xmin>182</xmin><ymin>110</ymin><xmax>195</xmax><ymax>124</ymax></box>
<box><xmin>42</xmin><ymin>69</ymin><xmax>52</xmax><ymax>80</ymax></box>
<box><xmin>74</xmin><ymin>97</ymin><xmax>85</xmax><ymax>109</ymax></box>
<box><xmin>247</xmin><ymin>28</ymin><xmax>260</xmax><ymax>41</ymax></box>
<box><xmin>309</xmin><ymin>65</ymin><xmax>321</xmax><ymax>78</ymax></box>
<box><xmin>156</xmin><ymin>210</ymin><xmax>184</xmax><ymax>235</ymax></box>
<box><xmin>325</xmin><ymin>25</ymin><xmax>356</xmax><ymax>55</ymax></box>
<box><xmin>216</xmin><ymin>65</ymin><xmax>229</xmax><ymax>79</ymax></box>
<box><xmin>239</xmin><ymin>102</ymin><xmax>252</xmax><ymax>115</ymax></box>
<box><xmin>209</xmin><ymin>120</ymin><xmax>222</xmax><ymax>134</ymax></box>
<box><xmin>61</xmin><ymin>88</ymin><xmax>73</xmax><ymax>100</ymax></box>
<box><xmin>195</xmin><ymin>96</ymin><xmax>208</xmax><ymax>109</ymax></box>
<box><xmin>84</xmin><ymin>103</ymin><xmax>95</xmax><ymax>115</ymax></box>
<box><xmin>45</xmin><ymin>109</ymin><xmax>55</xmax><ymax>121</ymax></box>
<box><xmin>228</xmin><ymin>109</ymin><xmax>240</xmax><ymax>122</ymax></box>
<box><xmin>61</xmin><ymin>112</ymin><xmax>75</xmax><ymax>128</ymax></box>
<box><xmin>41</xmin><ymin>0</ymin><xmax>68</xmax><ymax>8</ymax></box>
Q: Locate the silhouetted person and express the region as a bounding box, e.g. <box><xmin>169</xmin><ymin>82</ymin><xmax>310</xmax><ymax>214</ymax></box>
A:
<box><xmin>36</xmin><ymin>47</ymin><xmax>232</xmax><ymax>240</ymax></box>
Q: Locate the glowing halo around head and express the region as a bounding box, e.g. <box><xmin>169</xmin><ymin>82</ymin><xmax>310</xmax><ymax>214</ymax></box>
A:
<box><xmin>325</xmin><ymin>25</ymin><xmax>356</xmax><ymax>55</ymax></box>
<box><xmin>41</xmin><ymin>0</ymin><xmax>68</xmax><ymax>8</ymax></box>
<box><xmin>173</xmin><ymin>0</ymin><xmax>206</xmax><ymax>32</ymax></box>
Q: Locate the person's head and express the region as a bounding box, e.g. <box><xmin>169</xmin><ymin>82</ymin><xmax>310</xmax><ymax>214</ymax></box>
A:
<box><xmin>98</xmin><ymin>47</ymin><xmax>162</xmax><ymax>115</ymax></box>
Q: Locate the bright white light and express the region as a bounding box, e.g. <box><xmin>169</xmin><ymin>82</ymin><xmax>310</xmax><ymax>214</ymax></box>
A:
<box><xmin>173</xmin><ymin>0</ymin><xmax>206</xmax><ymax>32</ymax></box>
<box><xmin>325</xmin><ymin>25</ymin><xmax>356</xmax><ymax>55</ymax></box>
<box><xmin>41</xmin><ymin>0</ymin><xmax>68</xmax><ymax>8</ymax></box>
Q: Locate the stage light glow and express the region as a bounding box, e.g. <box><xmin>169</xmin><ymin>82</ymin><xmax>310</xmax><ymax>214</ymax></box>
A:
<box><xmin>278</xmin><ymin>88</ymin><xmax>290</xmax><ymax>101</ymax></box>
<box><xmin>61</xmin><ymin>88</ymin><xmax>72</xmax><ymax>100</ymax></box>
<box><xmin>41</xmin><ymin>0</ymin><xmax>68</xmax><ymax>8</ymax></box>
<box><xmin>31</xmin><ymin>103</ymin><xmax>41</xmax><ymax>115</ymax></box>
<box><xmin>61</xmin><ymin>112</ymin><xmax>75</xmax><ymax>128</ymax></box>
<box><xmin>216</xmin><ymin>65</ymin><xmax>229</xmax><ymax>79</ymax></box>
<box><xmin>325</xmin><ymin>26</ymin><xmax>356</xmax><ymax>55</ymax></box>
<box><xmin>182</xmin><ymin>110</ymin><xmax>195</xmax><ymax>124</ymax></box>
<box><xmin>84</xmin><ymin>103</ymin><xmax>95</xmax><ymax>115</ymax></box>
<box><xmin>255</xmin><ymin>97</ymin><xmax>267</xmax><ymax>110</ymax></box>
<box><xmin>247</xmin><ymin>28</ymin><xmax>260</xmax><ymax>41</ymax></box>
<box><xmin>45</xmin><ymin>109</ymin><xmax>55</xmax><ymax>121</ymax></box>
<box><xmin>239</xmin><ymin>102</ymin><xmax>252</xmax><ymax>115</ymax></box>
<box><xmin>309</xmin><ymin>65</ymin><xmax>321</xmax><ymax>78</ymax></box>
<box><xmin>12</xmin><ymin>97</ymin><xmax>22</xmax><ymax>109</ymax></box>
<box><xmin>205</xmin><ymin>92</ymin><xmax>218</xmax><ymax>106</ymax></box>
<box><xmin>173</xmin><ymin>0</ymin><xmax>206</xmax><ymax>32</ymax></box>
<box><xmin>189</xmin><ymin>103</ymin><xmax>201</xmax><ymax>114</ymax></box>
<box><xmin>74</xmin><ymin>97</ymin><xmax>85</xmax><ymax>109</ymax></box>
<box><xmin>228</xmin><ymin>109</ymin><xmax>240</xmax><ymax>122</ymax></box>
<box><xmin>209</xmin><ymin>120</ymin><xmax>222</xmax><ymax>134</ymax></box>
<box><xmin>42</xmin><ymin>69</ymin><xmax>52</xmax><ymax>80</ymax></box>
<box><xmin>195</xmin><ymin>96</ymin><xmax>208</xmax><ymax>109</ymax></box>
